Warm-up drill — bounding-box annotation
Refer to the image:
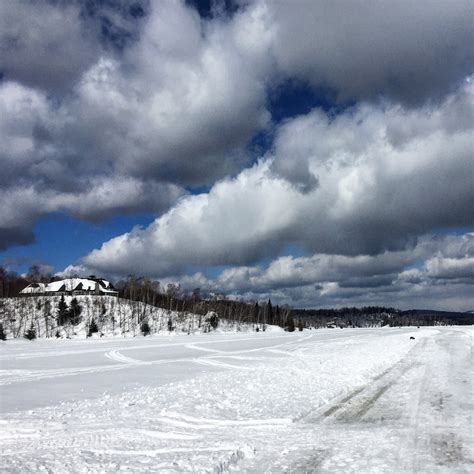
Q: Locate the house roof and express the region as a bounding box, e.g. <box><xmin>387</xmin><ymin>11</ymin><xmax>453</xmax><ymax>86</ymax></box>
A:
<box><xmin>20</xmin><ymin>283</ymin><xmax>47</xmax><ymax>293</ymax></box>
<box><xmin>20</xmin><ymin>278</ymin><xmax>117</xmax><ymax>294</ymax></box>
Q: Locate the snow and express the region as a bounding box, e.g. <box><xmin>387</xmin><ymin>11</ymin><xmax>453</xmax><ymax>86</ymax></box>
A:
<box><xmin>0</xmin><ymin>327</ymin><xmax>472</xmax><ymax>472</ymax></box>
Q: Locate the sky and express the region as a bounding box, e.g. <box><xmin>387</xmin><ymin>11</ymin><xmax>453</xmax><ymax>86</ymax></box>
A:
<box><xmin>0</xmin><ymin>0</ymin><xmax>473</xmax><ymax>310</ymax></box>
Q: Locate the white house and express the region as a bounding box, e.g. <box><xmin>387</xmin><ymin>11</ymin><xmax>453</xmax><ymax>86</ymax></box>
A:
<box><xmin>20</xmin><ymin>277</ymin><xmax>118</xmax><ymax>296</ymax></box>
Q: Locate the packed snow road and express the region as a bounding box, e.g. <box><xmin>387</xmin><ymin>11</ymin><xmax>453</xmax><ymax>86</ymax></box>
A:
<box><xmin>0</xmin><ymin>327</ymin><xmax>472</xmax><ymax>473</ymax></box>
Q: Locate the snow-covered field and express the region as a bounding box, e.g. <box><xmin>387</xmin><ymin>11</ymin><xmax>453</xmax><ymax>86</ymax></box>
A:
<box><xmin>1</xmin><ymin>327</ymin><xmax>472</xmax><ymax>473</ymax></box>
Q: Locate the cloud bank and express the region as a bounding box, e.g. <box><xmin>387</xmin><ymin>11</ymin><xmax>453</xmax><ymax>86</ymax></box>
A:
<box><xmin>80</xmin><ymin>81</ymin><xmax>473</xmax><ymax>274</ymax></box>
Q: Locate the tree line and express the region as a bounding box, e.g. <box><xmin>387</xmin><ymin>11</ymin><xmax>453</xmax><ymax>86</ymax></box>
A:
<box><xmin>115</xmin><ymin>276</ymin><xmax>299</xmax><ymax>331</ymax></box>
<box><xmin>0</xmin><ymin>264</ymin><xmax>61</xmax><ymax>298</ymax></box>
<box><xmin>292</xmin><ymin>306</ymin><xmax>474</xmax><ymax>327</ymax></box>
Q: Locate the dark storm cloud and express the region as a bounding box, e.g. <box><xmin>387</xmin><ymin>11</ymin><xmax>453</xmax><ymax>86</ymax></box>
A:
<box><xmin>0</xmin><ymin>1</ymin><xmax>97</xmax><ymax>92</ymax></box>
<box><xmin>269</xmin><ymin>0</ymin><xmax>474</xmax><ymax>105</ymax></box>
<box><xmin>0</xmin><ymin>0</ymin><xmax>149</xmax><ymax>93</ymax></box>
<box><xmin>0</xmin><ymin>226</ymin><xmax>34</xmax><ymax>251</ymax></box>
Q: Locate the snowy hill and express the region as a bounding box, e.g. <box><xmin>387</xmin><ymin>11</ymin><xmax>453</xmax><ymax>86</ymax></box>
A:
<box><xmin>0</xmin><ymin>295</ymin><xmax>254</xmax><ymax>339</ymax></box>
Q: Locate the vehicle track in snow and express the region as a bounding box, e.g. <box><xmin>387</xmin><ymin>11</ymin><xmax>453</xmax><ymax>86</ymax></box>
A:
<box><xmin>0</xmin><ymin>333</ymin><xmax>315</xmax><ymax>361</ymax></box>
<box><xmin>278</xmin><ymin>329</ymin><xmax>474</xmax><ymax>473</ymax></box>
<box><xmin>303</xmin><ymin>338</ymin><xmax>426</xmax><ymax>424</ymax></box>
<box><xmin>0</xmin><ymin>333</ymin><xmax>315</xmax><ymax>386</ymax></box>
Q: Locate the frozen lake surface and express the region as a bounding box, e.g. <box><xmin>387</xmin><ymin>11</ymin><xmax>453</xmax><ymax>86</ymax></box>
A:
<box><xmin>1</xmin><ymin>327</ymin><xmax>472</xmax><ymax>472</ymax></box>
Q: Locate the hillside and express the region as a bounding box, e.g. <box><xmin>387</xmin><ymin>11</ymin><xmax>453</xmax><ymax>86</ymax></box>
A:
<box><xmin>292</xmin><ymin>306</ymin><xmax>474</xmax><ymax>328</ymax></box>
<box><xmin>0</xmin><ymin>295</ymin><xmax>249</xmax><ymax>340</ymax></box>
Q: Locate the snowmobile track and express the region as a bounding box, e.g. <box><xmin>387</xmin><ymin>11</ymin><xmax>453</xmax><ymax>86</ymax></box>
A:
<box><xmin>297</xmin><ymin>338</ymin><xmax>426</xmax><ymax>424</ymax></box>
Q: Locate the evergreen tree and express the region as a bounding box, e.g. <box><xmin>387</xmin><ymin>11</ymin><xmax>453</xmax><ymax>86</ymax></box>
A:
<box><xmin>286</xmin><ymin>315</ymin><xmax>296</xmax><ymax>332</ymax></box>
<box><xmin>24</xmin><ymin>322</ymin><xmax>37</xmax><ymax>340</ymax></box>
<box><xmin>87</xmin><ymin>318</ymin><xmax>99</xmax><ymax>337</ymax></box>
<box><xmin>252</xmin><ymin>302</ymin><xmax>260</xmax><ymax>327</ymax></box>
<box><xmin>57</xmin><ymin>295</ymin><xmax>69</xmax><ymax>326</ymax></box>
<box><xmin>266</xmin><ymin>299</ymin><xmax>274</xmax><ymax>326</ymax></box>
<box><xmin>68</xmin><ymin>298</ymin><xmax>82</xmax><ymax>325</ymax></box>
<box><xmin>0</xmin><ymin>322</ymin><xmax>6</xmax><ymax>341</ymax></box>
<box><xmin>209</xmin><ymin>313</ymin><xmax>219</xmax><ymax>330</ymax></box>
<box><xmin>275</xmin><ymin>305</ymin><xmax>282</xmax><ymax>327</ymax></box>
<box><xmin>141</xmin><ymin>320</ymin><xmax>151</xmax><ymax>336</ymax></box>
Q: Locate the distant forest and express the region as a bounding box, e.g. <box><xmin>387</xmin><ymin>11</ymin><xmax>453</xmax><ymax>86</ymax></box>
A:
<box><xmin>1</xmin><ymin>265</ymin><xmax>473</xmax><ymax>329</ymax></box>
<box><xmin>292</xmin><ymin>307</ymin><xmax>474</xmax><ymax>327</ymax></box>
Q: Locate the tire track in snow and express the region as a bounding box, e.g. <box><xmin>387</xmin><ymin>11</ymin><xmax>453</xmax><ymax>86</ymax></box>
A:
<box><xmin>0</xmin><ymin>333</ymin><xmax>302</xmax><ymax>361</ymax></box>
<box><xmin>296</xmin><ymin>337</ymin><xmax>426</xmax><ymax>423</ymax></box>
<box><xmin>104</xmin><ymin>349</ymin><xmax>142</xmax><ymax>365</ymax></box>
<box><xmin>0</xmin><ymin>363</ymin><xmax>134</xmax><ymax>385</ymax></box>
<box><xmin>192</xmin><ymin>358</ymin><xmax>253</xmax><ymax>370</ymax></box>
<box><xmin>329</xmin><ymin>339</ymin><xmax>427</xmax><ymax>423</ymax></box>
<box><xmin>184</xmin><ymin>343</ymin><xmax>223</xmax><ymax>353</ymax></box>
<box><xmin>1</xmin><ymin>334</ymin><xmax>318</xmax><ymax>385</ymax></box>
<box><xmin>86</xmin><ymin>445</ymin><xmax>241</xmax><ymax>456</ymax></box>
<box><xmin>153</xmin><ymin>411</ymin><xmax>292</xmax><ymax>430</ymax></box>
<box><xmin>0</xmin><ymin>427</ymin><xmax>202</xmax><ymax>457</ymax></box>
<box><xmin>283</xmin><ymin>333</ymin><xmax>474</xmax><ymax>473</ymax></box>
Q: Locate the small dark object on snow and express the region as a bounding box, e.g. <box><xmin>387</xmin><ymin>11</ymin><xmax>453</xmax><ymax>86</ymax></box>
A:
<box><xmin>410</xmin><ymin>336</ymin><xmax>415</xmax><ymax>340</ymax></box>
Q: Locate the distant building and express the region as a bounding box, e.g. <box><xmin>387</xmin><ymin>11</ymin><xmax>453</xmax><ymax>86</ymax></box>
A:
<box><xmin>20</xmin><ymin>277</ymin><xmax>118</xmax><ymax>297</ymax></box>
